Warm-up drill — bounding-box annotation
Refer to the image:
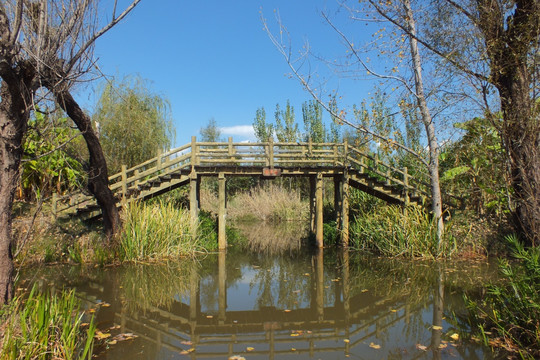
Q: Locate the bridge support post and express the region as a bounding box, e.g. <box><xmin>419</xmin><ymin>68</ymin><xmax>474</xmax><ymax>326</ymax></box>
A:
<box><xmin>309</xmin><ymin>175</ymin><xmax>316</xmax><ymax>234</ymax></box>
<box><xmin>218</xmin><ymin>250</ymin><xmax>227</xmax><ymax>323</ymax></box>
<box><xmin>190</xmin><ymin>171</ymin><xmax>200</xmax><ymax>235</ymax></box>
<box><xmin>218</xmin><ymin>173</ymin><xmax>227</xmax><ymax>249</ymax></box>
<box><xmin>341</xmin><ymin>173</ymin><xmax>350</xmax><ymax>246</ymax></box>
<box><xmin>315</xmin><ymin>173</ymin><xmax>324</xmax><ymax>248</ymax></box>
<box><xmin>334</xmin><ymin>175</ymin><xmax>343</xmax><ymax>234</ymax></box>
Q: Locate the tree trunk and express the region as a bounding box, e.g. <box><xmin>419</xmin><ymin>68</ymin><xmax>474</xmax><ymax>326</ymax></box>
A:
<box><xmin>476</xmin><ymin>0</ymin><xmax>540</xmax><ymax>246</ymax></box>
<box><xmin>54</xmin><ymin>90</ymin><xmax>121</xmax><ymax>237</ymax></box>
<box><xmin>0</xmin><ymin>83</ymin><xmax>29</xmax><ymax>304</ymax></box>
<box><xmin>404</xmin><ymin>0</ymin><xmax>444</xmax><ymax>246</ymax></box>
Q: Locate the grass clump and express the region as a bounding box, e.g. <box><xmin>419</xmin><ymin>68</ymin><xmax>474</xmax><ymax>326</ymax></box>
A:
<box><xmin>350</xmin><ymin>205</ymin><xmax>458</xmax><ymax>258</ymax></box>
<box><xmin>0</xmin><ymin>285</ymin><xmax>95</xmax><ymax>359</ymax></box>
<box><xmin>120</xmin><ymin>200</ymin><xmax>211</xmax><ymax>261</ymax></box>
<box><xmin>464</xmin><ymin>234</ymin><xmax>539</xmax><ymax>358</ymax></box>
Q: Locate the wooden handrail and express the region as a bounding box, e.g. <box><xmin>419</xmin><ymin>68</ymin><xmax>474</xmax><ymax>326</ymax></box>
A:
<box><xmin>55</xmin><ymin>139</ymin><xmax>433</xmax><ymax>216</ymax></box>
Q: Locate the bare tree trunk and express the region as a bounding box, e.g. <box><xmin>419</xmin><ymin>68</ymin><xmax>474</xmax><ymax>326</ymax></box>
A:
<box><xmin>0</xmin><ymin>82</ymin><xmax>29</xmax><ymax>304</ymax></box>
<box><xmin>54</xmin><ymin>90</ymin><xmax>121</xmax><ymax>237</ymax></box>
<box><xmin>403</xmin><ymin>0</ymin><xmax>444</xmax><ymax>246</ymax></box>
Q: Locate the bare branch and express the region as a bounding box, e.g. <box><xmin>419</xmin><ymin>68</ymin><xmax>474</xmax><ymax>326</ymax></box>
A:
<box><xmin>66</xmin><ymin>0</ymin><xmax>142</xmax><ymax>74</ymax></box>
<box><xmin>262</xmin><ymin>10</ymin><xmax>429</xmax><ymax>167</ymax></box>
<box><xmin>366</xmin><ymin>0</ymin><xmax>488</xmax><ymax>82</ymax></box>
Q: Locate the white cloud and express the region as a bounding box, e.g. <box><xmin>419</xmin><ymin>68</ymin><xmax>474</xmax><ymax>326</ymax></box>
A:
<box><xmin>220</xmin><ymin>125</ymin><xmax>256</xmax><ymax>140</ymax></box>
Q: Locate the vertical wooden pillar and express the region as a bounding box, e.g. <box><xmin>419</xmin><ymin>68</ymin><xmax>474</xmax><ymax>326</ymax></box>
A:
<box><xmin>334</xmin><ymin>175</ymin><xmax>342</xmax><ymax>233</ymax></box>
<box><xmin>190</xmin><ymin>172</ymin><xmax>200</xmax><ymax>233</ymax></box>
<box><xmin>342</xmin><ymin>173</ymin><xmax>350</xmax><ymax>246</ymax></box>
<box><xmin>218</xmin><ymin>250</ymin><xmax>227</xmax><ymax>323</ymax></box>
<box><xmin>309</xmin><ymin>175</ymin><xmax>316</xmax><ymax>234</ymax></box>
<box><xmin>315</xmin><ymin>173</ymin><xmax>324</xmax><ymax>248</ymax></box>
<box><xmin>218</xmin><ymin>173</ymin><xmax>227</xmax><ymax>249</ymax></box>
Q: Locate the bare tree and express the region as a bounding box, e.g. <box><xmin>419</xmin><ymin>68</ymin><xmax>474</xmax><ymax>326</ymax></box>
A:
<box><xmin>0</xmin><ymin>0</ymin><xmax>141</xmax><ymax>304</ymax></box>
<box><xmin>264</xmin><ymin>0</ymin><xmax>540</xmax><ymax>246</ymax></box>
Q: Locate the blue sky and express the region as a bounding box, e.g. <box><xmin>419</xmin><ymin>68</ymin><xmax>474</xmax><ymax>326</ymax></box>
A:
<box><xmin>80</xmin><ymin>0</ymin><xmax>379</xmax><ymax>146</ymax></box>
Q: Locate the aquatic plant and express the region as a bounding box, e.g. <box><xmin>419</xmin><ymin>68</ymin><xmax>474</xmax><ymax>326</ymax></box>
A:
<box><xmin>349</xmin><ymin>205</ymin><xmax>458</xmax><ymax>258</ymax></box>
<box><xmin>0</xmin><ymin>285</ymin><xmax>95</xmax><ymax>359</ymax></box>
<box><xmin>119</xmin><ymin>200</ymin><xmax>207</xmax><ymax>260</ymax></box>
<box><xmin>464</xmin><ymin>234</ymin><xmax>540</xmax><ymax>358</ymax></box>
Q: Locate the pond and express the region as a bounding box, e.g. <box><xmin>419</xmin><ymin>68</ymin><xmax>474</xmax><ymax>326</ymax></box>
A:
<box><xmin>20</xmin><ymin>244</ymin><xmax>497</xmax><ymax>359</ymax></box>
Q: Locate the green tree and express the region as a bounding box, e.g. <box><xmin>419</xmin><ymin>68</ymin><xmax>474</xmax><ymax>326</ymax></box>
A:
<box><xmin>253</xmin><ymin>107</ymin><xmax>274</xmax><ymax>142</ymax></box>
<box><xmin>94</xmin><ymin>75</ymin><xmax>175</xmax><ymax>173</ymax></box>
<box><xmin>199</xmin><ymin>118</ymin><xmax>222</xmax><ymax>142</ymax></box>
<box><xmin>274</xmin><ymin>101</ymin><xmax>299</xmax><ymax>142</ymax></box>
<box><xmin>302</xmin><ymin>100</ymin><xmax>326</xmax><ymax>143</ymax></box>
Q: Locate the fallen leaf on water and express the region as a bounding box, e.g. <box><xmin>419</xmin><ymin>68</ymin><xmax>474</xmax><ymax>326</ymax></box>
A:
<box><xmin>390</xmin><ymin>309</ymin><xmax>397</xmax><ymax>313</ymax></box>
<box><xmin>206</xmin><ymin>315</ymin><xmax>213</xmax><ymax>319</ymax></box>
<box><xmin>108</xmin><ymin>340</ymin><xmax>117</xmax><ymax>345</ymax></box>
<box><xmin>361</xmin><ymin>289</ymin><xmax>368</xmax><ymax>293</ymax></box>
<box><xmin>100</xmin><ymin>302</ymin><xmax>111</xmax><ymax>307</ymax></box>
<box><xmin>369</xmin><ymin>342</ymin><xmax>381</xmax><ymax>349</ymax></box>
<box><xmin>343</xmin><ymin>339</ymin><xmax>350</xmax><ymax>343</ymax></box>
<box><xmin>432</xmin><ymin>325</ymin><xmax>443</xmax><ymax>330</ymax></box>
<box><xmin>438</xmin><ymin>343</ymin><xmax>448</xmax><ymax>349</ymax></box>
<box><xmin>304</xmin><ymin>273</ymin><xmax>310</xmax><ymax>276</ymax></box>
<box><xmin>291</xmin><ymin>348</ymin><xmax>296</xmax><ymax>351</ymax></box>
<box><xmin>290</xmin><ymin>333</ymin><xmax>300</xmax><ymax>337</ymax></box>
<box><xmin>416</xmin><ymin>344</ymin><xmax>428</xmax><ymax>351</ymax></box>
<box><xmin>181</xmin><ymin>340</ymin><xmax>192</xmax><ymax>345</ymax></box>
<box><xmin>228</xmin><ymin>356</ymin><xmax>245</xmax><ymax>360</ymax></box>
<box><xmin>109</xmin><ymin>325</ymin><xmax>120</xmax><ymax>330</ymax></box>
<box><xmin>94</xmin><ymin>331</ymin><xmax>111</xmax><ymax>340</ymax></box>
<box><xmin>284</xmin><ymin>309</ymin><xmax>291</xmax><ymax>313</ymax></box>
<box><xmin>450</xmin><ymin>333</ymin><xmax>460</xmax><ymax>341</ymax></box>
<box><xmin>246</xmin><ymin>347</ymin><xmax>254</xmax><ymax>352</ymax></box>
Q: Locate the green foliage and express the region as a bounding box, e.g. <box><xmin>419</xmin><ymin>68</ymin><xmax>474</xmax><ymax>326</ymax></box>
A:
<box><xmin>0</xmin><ymin>285</ymin><xmax>95</xmax><ymax>359</ymax></box>
<box><xmin>440</xmin><ymin>116</ymin><xmax>508</xmax><ymax>216</ymax></box>
<box><xmin>464</xmin><ymin>235</ymin><xmax>540</xmax><ymax>358</ymax></box>
<box><xmin>199</xmin><ymin>118</ymin><xmax>222</xmax><ymax>142</ymax></box>
<box><xmin>274</xmin><ymin>101</ymin><xmax>300</xmax><ymax>142</ymax></box>
<box><xmin>302</xmin><ymin>100</ymin><xmax>326</xmax><ymax>142</ymax></box>
<box><xmin>119</xmin><ymin>201</ymin><xmax>204</xmax><ymax>261</ymax></box>
<box><xmin>253</xmin><ymin>107</ymin><xmax>274</xmax><ymax>142</ymax></box>
<box><xmin>21</xmin><ymin>111</ymin><xmax>84</xmax><ymax>200</ymax></box>
<box><xmin>350</xmin><ymin>205</ymin><xmax>458</xmax><ymax>258</ymax></box>
<box><xmin>94</xmin><ymin>75</ymin><xmax>175</xmax><ymax>173</ymax></box>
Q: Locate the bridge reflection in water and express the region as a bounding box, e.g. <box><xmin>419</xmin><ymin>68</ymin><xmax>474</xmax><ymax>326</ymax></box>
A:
<box><xmin>49</xmin><ymin>249</ymin><xmax>477</xmax><ymax>360</ymax></box>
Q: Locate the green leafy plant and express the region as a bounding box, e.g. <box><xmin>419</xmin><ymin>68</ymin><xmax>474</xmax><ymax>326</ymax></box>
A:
<box><xmin>464</xmin><ymin>234</ymin><xmax>539</xmax><ymax>358</ymax></box>
<box><xmin>1</xmin><ymin>285</ymin><xmax>95</xmax><ymax>359</ymax></box>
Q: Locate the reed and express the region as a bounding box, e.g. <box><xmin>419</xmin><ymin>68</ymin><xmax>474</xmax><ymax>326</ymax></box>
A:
<box><xmin>350</xmin><ymin>205</ymin><xmax>458</xmax><ymax>258</ymax></box>
<box><xmin>228</xmin><ymin>184</ymin><xmax>308</xmax><ymax>222</ymax></box>
<box><xmin>464</xmin><ymin>234</ymin><xmax>539</xmax><ymax>358</ymax></box>
<box><xmin>119</xmin><ymin>200</ymin><xmax>206</xmax><ymax>261</ymax></box>
<box><xmin>0</xmin><ymin>285</ymin><xmax>95</xmax><ymax>360</ymax></box>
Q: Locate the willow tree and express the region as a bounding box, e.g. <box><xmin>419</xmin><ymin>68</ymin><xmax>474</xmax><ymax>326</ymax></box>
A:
<box><xmin>94</xmin><ymin>75</ymin><xmax>175</xmax><ymax>173</ymax></box>
<box><xmin>0</xmin><ymin>0</ymin><xmax>141</xmax><ymax>304</ymax></box>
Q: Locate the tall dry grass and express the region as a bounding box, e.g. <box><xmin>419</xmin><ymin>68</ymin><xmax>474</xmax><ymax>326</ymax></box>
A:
<box><xmin>228</xmin><ymin>184</ymin><xmax>308</xmax><ymax>222</ymax></box>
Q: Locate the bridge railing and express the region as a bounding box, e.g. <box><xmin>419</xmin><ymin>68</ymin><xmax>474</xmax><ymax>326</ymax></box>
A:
<box><xmin>54</xmin><ymin>137</ymin><xmax>432</xmax><ymax>217</ymax></box>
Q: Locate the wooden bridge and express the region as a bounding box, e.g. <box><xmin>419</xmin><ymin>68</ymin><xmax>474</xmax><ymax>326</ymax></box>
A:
<box><xmin>53</xmin><ymin>137</ymin><xmax>431</xmax><ymax>248</ymax></box>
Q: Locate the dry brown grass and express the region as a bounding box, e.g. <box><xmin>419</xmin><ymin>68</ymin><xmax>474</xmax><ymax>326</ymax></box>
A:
<box><xmin>227</xmin><ymin>184</ymin><xmax>308</xmax><ymax>222</ymax></box>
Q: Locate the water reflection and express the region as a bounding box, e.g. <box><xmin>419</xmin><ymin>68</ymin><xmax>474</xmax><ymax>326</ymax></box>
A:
<box><xmin>22</xmin><ymin>250</ymin><xmax>496</xmax><ymax>359</ymax></box>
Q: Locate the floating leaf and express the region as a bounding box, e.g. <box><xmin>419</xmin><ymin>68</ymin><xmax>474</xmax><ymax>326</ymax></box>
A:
<box><xmin>246</xmin><ymin>347</ymin><xmax>254</xmax><ymax>352</ymax></box>
<box><xmin>450</xmin><ymin>333</ymin><xmax>460</xmax><ymax>341</ymax></box>
<box><xmin>416</xmin><ymin>344</ymin><xmax>428</xmax><ymax>351</ymax></box>
<box><xmin>369</xmin><ymin>342</ymin><xmax>381</xmax><ymax>349</ymax></box>
<box><xmin>343</xmin><ymin>339</ymin><xmax>350</xmax><ymax>343</ymax></box>
<box><xmin>438</xmin><ymin>343</ymin><xmax>448</xmax><ymax>349</ymax></box>
<box><xmin>432</xmin><ymin>325</ymin><xmax>443</xmax><ymax>330</ymax></box>
<box><xmin>109</xmin><ymin>340</ymin><xmax>117</xmax><ymax>345</ymax></box>
<box><xmin>94</xmin><ymin>331</ymin><xmax>111</xmax><ymax>340</ymax></box>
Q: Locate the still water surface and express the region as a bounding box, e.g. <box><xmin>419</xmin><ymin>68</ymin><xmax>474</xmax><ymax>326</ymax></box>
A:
<box><xmin>22</xmin><ymin>246</ymin><xmax>497</xmax><ymax>359</ymax></box>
